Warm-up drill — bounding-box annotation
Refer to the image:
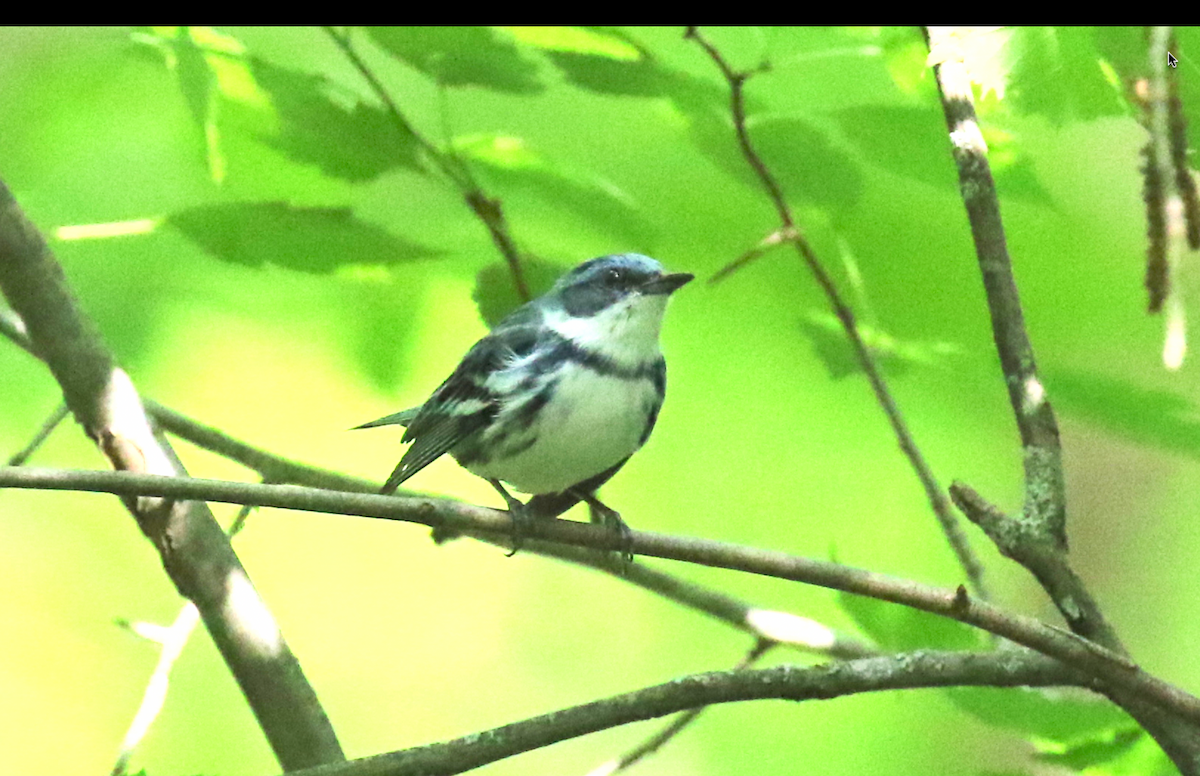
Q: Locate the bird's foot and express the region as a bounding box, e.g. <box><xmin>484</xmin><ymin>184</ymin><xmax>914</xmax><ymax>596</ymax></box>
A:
<box><xmin>582</xmin><ymin>495</ymin><xmax>634</xmax><ymax>568</ymax></box>
<box><xmin>490</xmin><ymin>479</ymin><xmax>533</xmax><ymax>557</ymax></box>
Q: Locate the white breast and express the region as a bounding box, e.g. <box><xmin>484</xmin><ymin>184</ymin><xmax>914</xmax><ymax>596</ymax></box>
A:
<box><xmin>466</xmin><ymin>361</ymin><xmax>659</xmax><ymax>494</ymax></box>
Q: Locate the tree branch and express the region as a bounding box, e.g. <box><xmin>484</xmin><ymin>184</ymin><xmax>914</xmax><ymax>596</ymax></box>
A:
<box><xmin>7</xmin><ymin>401</ymin><xmax>68</xmax><ymax>465</ymax></box>
<box><xmin>685</xmin><ymin>26</ymin><xmax>988</xmax><ymax>601</ymax></box>
<box><xmin>286</xmin><ymin>649</ymin><xmax>1089</xmax><ymax>776</ymax></box>
<box><xmin>0</xmin><ymin>180</ymin><xmax>343</xmax><ymax>770</ymax></box>
<box><xmin>925</xmin><ymin>27</ymin><xmax>1200</xmax><ymax>772</ymax></box>
<box><xmin>323</xmin><ymin>26</ymin><xmax>530</xmax><ymax>301</ymax></box>
<box><xmin>1</xmin><ymin>308</ymin><xmax>873</xmax><ymax>662</ymax></box>
<box><xmin>4</xmin><ymin>466</ymin><xmax>1199</xmax><ymax>726</ymax></box>
<box><xmin>925</xmin><ymin>27</ymin><xmax>1068</xmax><ymax>555</ymax></box>
<box><xmin>585</xmin><ymin>640</ymin><xmax>774</xmax><ymax>776</ymax></box>
<box><xmin>443</xmin><ymin>530</ymin><xmax>878</xmax><ymax>660</ymax></box>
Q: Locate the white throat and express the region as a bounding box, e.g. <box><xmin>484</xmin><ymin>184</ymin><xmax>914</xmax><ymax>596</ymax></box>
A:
<box><xmin>544</xmin><ymin>294</ymin><xmax>669</xmax><ymax>367</ymax></box>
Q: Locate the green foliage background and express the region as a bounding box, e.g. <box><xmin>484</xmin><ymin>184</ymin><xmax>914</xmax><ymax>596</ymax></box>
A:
<box><xmin>1</xmin><ymin>26</ymin><xmax>1197</xmax><ymax>775</ymax></box>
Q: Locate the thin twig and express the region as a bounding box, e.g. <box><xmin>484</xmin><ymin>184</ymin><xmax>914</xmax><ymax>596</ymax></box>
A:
<box><xmin>6</xmin><ymin>401</ymin><xmax>68</xmax><ymax>465</ymax></box>
<box><xmin>323</xmin><ymin>26</ymin><xmax>529</xmax><ymax>300</ymax></box>
<box><xmin>286</xmin><ymin>649</ymin><xmax>1089</xmax><ymax>776</ymax></box>
<box><xmin>111</xmin><ymin>502</ymin><xmax>256</xmax><ymax>775</ymax></box>
<box><xmin>685</xmin><ymin>26</ymin><xmax>988</xmax><ymax>600</ymax></box>
<box><xmin>708</xmin><ymin>226</ymin><xmax>799</xmax><ymax>284</ymax></box>
<box><xmin>949</xmin><ymin>482</ymin><xmax>1121</xmax><ymax>649</ymax></box>
<box><xmin>112</xmin><ymin>602</ymin><xmax>202</xmax><ymax>776</ymax></box>
<box><xmin>586</xmin><ymin>640</ymin><xmax>774</xmax><ymax>776</ymax></box>
<box><xmin>6</xmin><ymin>466</ymin><xmax>1200</xmax><ymax>725</ymax></box>
<box><xmin>448</xmin><ymin>529</ymin><xmax>878</xmax><ymax>660</ymax></box>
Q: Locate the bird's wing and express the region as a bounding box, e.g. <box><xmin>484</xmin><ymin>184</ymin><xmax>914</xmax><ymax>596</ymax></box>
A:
<box><xmin>379</xmin><ymin>319</ymin><xmax>541</xmax><ymax>494</ymax></box>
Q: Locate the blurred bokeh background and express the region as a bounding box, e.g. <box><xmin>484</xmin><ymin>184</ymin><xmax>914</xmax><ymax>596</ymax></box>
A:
<box><xmin>0</xmin><ymin>26</ymin><xmax>1196</xmax><ymax>775</ymax></box>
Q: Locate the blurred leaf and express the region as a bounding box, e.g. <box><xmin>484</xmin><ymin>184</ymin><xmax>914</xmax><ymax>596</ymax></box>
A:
<box><xmin>1035</xmin><ymin>726</ymin><xmax>1176</xmax><ymax>774</ymax></box>
<box><xmin>473</xmin><ymin>257</ymin><xmax>565</xmax><ymax>328</ymax></box>
<box><xmin>880</xmin><ymin>27</ymin><xmax>935</xmax><ymax>97</ymax></box>
<box><xmin>1006</xmin><ymin>27</ymin><xmax>1128</xmax><ymax>124</ymax></box>
<box><xmin>367</xmin><ymin>26</ymin><xmax>542</xmax><ymax>93</ymax></box>
<box><xmin>1094</xmin><ymin>26</ymin><xmax>1146</xmax><ymax>81</ymax></box>
<box><xmin>137</xmin><ymin>27</ymin><xmax>422</xmax><ymax>181</ymax></box>
<box><xmin>927</xmin><ymin>27</ymin><xmax>1013</xmax><ymax>102</ymax></box>
<box><xmin>171</xmin><ymin>28</ymin><xmax>216</xmax><ymax>129</ymax></box>
<box><xmin>1036</xmin><ymin>726</ymin><xmax>1143</xmax><ymax>770</ymax></box>
<box><xmin>340</xmin><ymin>280</ymin><xmax>425</xmax><ymax>392</ymax></box>
<box><xmin>749</xmin><ymin>116</ymin><xmax>863</xmax><ymax>209</ymax></box>
<box><xmin>510</xmin><ymin>25</ymin><xmax>729</xmax><ymax>109</ymax></box>
<box><xmin>689</xmin><ymin>112</ymin><xmax>863</xmax><ymax>210</ymax></box>
<box><xmin>800</xmin><ymin>310</ymin><xmax>963</xmax><ymax>379</ymax></box>
<box><xmin>835</xmin><ymin>105</ymin><xmax>958</xmax><ymax>191</ymax></box>
<box><xmin>838</xmin><ymin>590</ymin><xmax>985</xmax><ymax>651</ymax></box>
<box><xmin>834</xmin><ymin>105</ymin><xmax>1052</xmax><ymax>203</ymax></box>
<box><xmin>1049</xmin><ymin>370</ymin><xmax>1200</xmax><ymax>459</ymax></box>
<box><xmin>168</xmin><ymin>202</ymin><xmax>442</xmax><ymax>273</ymax></box>
<box><xmin>983</xmin><ymin>126</ymin><xmax>1055</xmax><ymax>204</ymax></box>
<box><xmin>453</xmin><ymin>133</ymin><xmax>655</xmax><ymax>246</ymax></box>
<box><xmin>1170</xmin><ymin>28</ymin><xmax>1200</xmax><ymax>153</ymax></box>
<box><xmin>946</xmin><ymin>685</ymin><xmax>1135</xmax><ymax>744</ymax></box>
<box><xmin>245</xmin><ymin>58</ymin><xmax>422</xmax><ymax>181</ymax></box>
<box><xmin>505</xmin><ymin>25</ymin><xmax>643</xmax><ymax>60</ymax></box>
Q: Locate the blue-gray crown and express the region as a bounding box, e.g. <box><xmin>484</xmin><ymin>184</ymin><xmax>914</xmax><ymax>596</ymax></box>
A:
<box><xmin>550</xmin><ymin>254</ymin><xmax>693</xmax><ymax>318</ymax></box>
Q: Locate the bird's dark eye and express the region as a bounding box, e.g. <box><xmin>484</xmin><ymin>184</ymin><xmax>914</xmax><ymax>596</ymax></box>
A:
<box><xmin>606</xmin><ymin>268</ymin><xmax>625</xmax><ymax>285</ymax></box>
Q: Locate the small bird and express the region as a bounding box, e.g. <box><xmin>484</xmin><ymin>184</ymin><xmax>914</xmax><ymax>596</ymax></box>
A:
<box><xmin>356</xmin><ymin>253</ymin><xmax>693</xmax><ymax>552</ymax></box>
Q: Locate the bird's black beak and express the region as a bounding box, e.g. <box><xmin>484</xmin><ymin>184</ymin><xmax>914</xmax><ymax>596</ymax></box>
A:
<box><xmin>641</xmin><ymin>271</ymin><xmax>695</xmax><ymax>296</ymax></box>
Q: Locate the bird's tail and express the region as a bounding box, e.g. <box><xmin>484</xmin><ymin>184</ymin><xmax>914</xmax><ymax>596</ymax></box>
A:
<box><xmin>352</xmin><ymin>406</ymin><xmax>419</xmax><ymax>430</ymax></box>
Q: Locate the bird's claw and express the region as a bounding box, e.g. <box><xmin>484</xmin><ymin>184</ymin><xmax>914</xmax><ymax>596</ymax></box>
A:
<box><xmin>588</xmin><ymin>501</ymin><xmax>634</xmax><ymax>568</ymax></box>
<box><xmin>505</xmin><ymin>502</ymin><xmax>533</xmax><ymax>557</ymax></box>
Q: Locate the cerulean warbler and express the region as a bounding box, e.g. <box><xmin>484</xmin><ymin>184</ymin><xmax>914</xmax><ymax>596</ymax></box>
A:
<box><xmin>356</xmin><ymin>253</ymin><xmax>693</xmax><ymax>549</ymax></box>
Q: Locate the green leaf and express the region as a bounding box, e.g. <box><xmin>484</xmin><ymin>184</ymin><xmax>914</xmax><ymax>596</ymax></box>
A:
<box><xmin>799</xmin><ymin>310</ymin><xmax>963</xmax><ymax>380</ymax></box>
<box><xmin>473</xmin><ymin>258</ymin><xmax>565</xmax><ymax>329</ymax></box>
<box><xmin>834</xmin><ymin>105</ymin><xmax>1050</xmax><ymax>203</ymax></box>
<box><xmin>1049</xmin><ymin>370</ymin><xmax>1200</xmax><ymax>459</ymax></box>
<box><xmin>171</xmin><ymin>28</ymin><xmax>216</xmax><ymax>129</ymax></box>
<box><xmin>1006</xmin><ymin>27</ymin><xmax>1128</xmax><ymax>124</ymax></box>
<box><xmin>245</xmin><ymin>58</ymin><xmax>423</xmax><ymax>181</ymax></box>
<box><xmin>168</xmin><ymin>202</ymin><xmax>442</xmax><ymax>273</ymax></box>
<box><xmin>367</xmin><ymin>26</ymin><xmax>542</xmax><ymax>93</ymax></box>
<box><xmin>838</xmin><ymin>590</ymin><xmax>984</xmax><ymax>651</ymax></box>
<box><xmin>453</xmin><ymin>134</ymin><xmax>655</xmax><ymax>246</ymax></box>
<box><xmin>505</xmin><ymin>26</ymin><xmax>643</xmax><ymax>60</ymax></box>
<box><xmin>1170</xmin><ymin>28</ymin><xmax>1200</xmax><ymax>154</ymax></box>
<box><xmin>834</xmin><ymin>105</ymin><xmax>958</xmax><ymax>192</ymax></box>
<box><xmin>691</xmin><ymin>113</ymin><xmax>864</xmax><ymax>210</ymax></box>
<box><xmin>946</xmin><ymin>685</ymin><xmax>1136</xmax><ymax>745</ymax></box>
<box><xmin>1035</xmin><ymin>726</ymin><xmax>1176</xmax><ymax>774</ymax></box>
<box><xmin>512</xmin><ymin>25</ymin><xmax>680</xmax><ymax>98</ymax></box>
<box><xmin>1036</xmin><ymin>726</ymin><xmax>1143</xmax><ymax>770</ymax></box>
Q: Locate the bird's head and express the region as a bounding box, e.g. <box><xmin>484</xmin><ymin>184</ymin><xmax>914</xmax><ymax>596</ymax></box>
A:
<box><xmin>542</xmin><ymin>254</ymin><xmax>693</xmax><ymax>365</ymax></box>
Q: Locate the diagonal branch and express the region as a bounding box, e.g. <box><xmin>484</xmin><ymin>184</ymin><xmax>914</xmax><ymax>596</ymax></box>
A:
<box><xmin>285</xmin><ymin>649</ymin><xmax>1088</xmax><ymax>776</ymax></box>
<box><xmin>925</xmin><ymin>27</ymin><xmax>1200</xmax><ymax>772</ymax></box>
<box><xmin>585</xmin><ymin>640</ymin><xmax>775</xmax><ymax>776</ymax></box>
<box><xmin>5</xmin><ymin>466</ymin><xmax>1200</xmax><ymax>726</ymax></box>
<box><xmin>924</xmin><ymin>26</ymin><xmax>1114</xmax><ymax>650</ymax></box>
<box><xmin>925</xmin><ymin>28</ymin><xmax>1068</xmax><ymax>554</ymax></box>
<box><xmin>0</xmin><ymin>179</ymin><xmax>343</xmax><ymax>770</ymax></box>
<box><xmin>685</xmin><ymin>26</ymin><xmax>988</xmax><ymax>601</ymax></box>
<box><xmin>323</xmin><ymin>26</ymin><xmax>530</xmax><ymax>301</ymax></box>
<box><xmin>7</xmin><ymin>401</ymin><xmax>68</xmax><ymax>465</ymax></box>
